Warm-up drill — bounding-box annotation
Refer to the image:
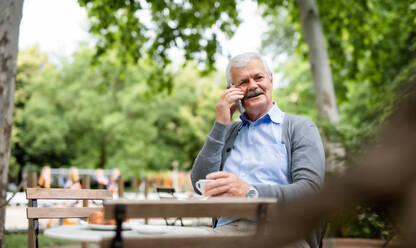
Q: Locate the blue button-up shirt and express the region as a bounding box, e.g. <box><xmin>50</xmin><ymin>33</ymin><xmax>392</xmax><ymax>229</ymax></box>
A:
<box><xmin>217</xmin><ymin>104</ymin><xmax>289</xmax><ymax>227</ymax></box>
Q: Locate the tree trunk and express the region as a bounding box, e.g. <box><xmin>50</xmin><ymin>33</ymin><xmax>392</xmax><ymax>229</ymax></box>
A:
<box><xmin>297</xmin><ymin>0</ymin><xmax>339</xmax><ymax>122</ymax></box>
<box><xmin>0</xmin><ymin>1</ymin><xmax>23</xmax><ymax>247</ymax></box>
<box><xmin>297</xmin><ymin>0</ymin><xmax>345</xmax><ymax>173</ymax></box>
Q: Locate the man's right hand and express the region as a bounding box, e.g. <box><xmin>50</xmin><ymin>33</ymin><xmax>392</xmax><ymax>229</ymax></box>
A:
<box><xmin>215</xmin><ymin>86</ymin><xmax>244</xmax><ymax>125</ymax></box>
<box><xmin>203</xmin><ymin>171</ymin><xmax>250</xmax><ymax>197</ymax></box>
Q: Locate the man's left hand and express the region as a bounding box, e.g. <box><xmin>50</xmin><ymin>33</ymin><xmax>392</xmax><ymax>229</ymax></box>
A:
<box><xmin>204</xmin><ymin>171</ymin><xmax>249</xmax><ymax>197</ymax></box>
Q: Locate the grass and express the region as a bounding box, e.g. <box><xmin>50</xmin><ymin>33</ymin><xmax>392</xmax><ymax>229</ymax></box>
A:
<box><xmin>5</xmin><ymin>233</ymin><xmax>77</xmax><ymax>248</ymax></box>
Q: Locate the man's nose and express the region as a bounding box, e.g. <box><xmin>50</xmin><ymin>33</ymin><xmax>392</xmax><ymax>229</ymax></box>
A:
<box><xmin>247</xmin><ymin>78</ymin><xmax>257</xmax><ymax>89</ymax></box>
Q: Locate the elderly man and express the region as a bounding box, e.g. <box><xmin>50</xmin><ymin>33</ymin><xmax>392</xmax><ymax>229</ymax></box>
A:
<box><xmin>191</xmin><ymin>52</ymin><xmax>325</xmax><ymax>247</ymax></box>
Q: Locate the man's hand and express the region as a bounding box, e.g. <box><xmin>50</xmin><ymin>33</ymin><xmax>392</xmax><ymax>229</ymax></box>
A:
<box><xmin>216</xmin><ymin>86</ymin><xmax>244</xmax><ymax>125</ymax></box>
<box><xmin>203</xmin><ymin>171</ymin><xmax>249</xmax><ymax>197</ymax></box>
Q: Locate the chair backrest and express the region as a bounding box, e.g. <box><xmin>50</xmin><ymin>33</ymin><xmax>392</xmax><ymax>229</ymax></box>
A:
<box><xmin>26</xmin><ymin>188</ymin><xmax>112</xmax><ymax>248</ymax></box>
<box><xmin>100</xmin><ymin>197</ymin><xmax>277</xmax><ymax>248</ymax></box>
<box><xmin>155</xmin><ymin>187</ymin><xmax>184</xmax><ymax>226</ymax></box>
<box><xmin>156</xmin><ymin>186</ymin><xmax>176</xmax><ymax>197</ymax></box>
<box><xmin>26</xmin><ymin>188</ymin><xmax>113</xmax><ymax>219</ymax></box>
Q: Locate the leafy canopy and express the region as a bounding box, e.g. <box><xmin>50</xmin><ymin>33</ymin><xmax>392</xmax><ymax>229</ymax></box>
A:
<box><xmin>261</xmin><ymin>0</ymin><xmax>416</xmax><ymax>151</ymax></box>
<box><xmin>77</xmin><ymin>0</ymin><xmax>240</xmax><ymax>71</ymax></box>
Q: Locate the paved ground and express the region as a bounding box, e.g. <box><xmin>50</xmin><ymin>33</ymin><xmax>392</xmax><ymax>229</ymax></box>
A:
<box><xmin>5</xmin><ymin>206</ymin><xmax>29</xmax><ymax>231</ymax></box>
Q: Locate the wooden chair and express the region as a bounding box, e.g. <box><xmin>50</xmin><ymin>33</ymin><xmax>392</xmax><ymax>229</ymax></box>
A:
<box><xmin>26</xmin><ymin>188</ymin><xmax>113</xmax><ymax>248</ymax></box>
<box><xmin>156</xmin><ymin>187</ymin><xmax>184</xmax><ymax>226</ymax></box>
<box><xmin>100</xmin><ymin>197</ymin><xmax>277</xmax><ymax>248</ymax></box>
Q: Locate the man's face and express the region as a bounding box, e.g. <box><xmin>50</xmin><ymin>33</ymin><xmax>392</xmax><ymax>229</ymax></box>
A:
<box><xmin>230</xmin><ymin>58</ymin><xmax>273</xmax><ymax>120</ymax></box>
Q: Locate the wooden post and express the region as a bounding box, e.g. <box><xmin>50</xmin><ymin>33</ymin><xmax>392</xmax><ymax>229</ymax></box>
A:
<box><xmin>117</xmin><ymin>175</ymin><xmax>124</xmax><ymax>198</ymax></box>
<box><xmin>131</xmin><ymin>177</ymin><xmax>138</xmax><ymax>191</ymax></box>
<box><xmin>144</xmin><ymin>177</ymin><xmax>149</xmax><ymax>199</ymax></box>
<box><xmin>82</xmin><ymin>175</ymin><xmax>90</xmax><ymax>207</ymax></box>
<box><xmin>144</xmin><ymin>177</ymin><xmax>149</xmax><ymax>224</ymax></box>
<box><xmin>81</xmin><ymin>175</ymin><xmax>91</xmax><ymax>248</ymax></box>
<box><xmin>28</xmin><ymin>172</ymin><xmax>37</xmax><ymax>188</ymax></box>
<box><xmin>27</xmin><ymin>172</ymin><xmax>37</xmax><ymax>248</ymax></box>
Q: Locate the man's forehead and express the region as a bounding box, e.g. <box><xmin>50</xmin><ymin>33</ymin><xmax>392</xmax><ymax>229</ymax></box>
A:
<box><xmin>231</xmin><ymin>60</ymin><xmax>266</xmax><ymax>78</ymax></box>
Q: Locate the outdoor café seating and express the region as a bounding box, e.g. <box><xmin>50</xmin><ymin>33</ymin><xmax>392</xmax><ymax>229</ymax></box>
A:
<box><xmin>26</xmin><ymin>187</ymin><xmax>112</xmax><ymax>248</ymax></box>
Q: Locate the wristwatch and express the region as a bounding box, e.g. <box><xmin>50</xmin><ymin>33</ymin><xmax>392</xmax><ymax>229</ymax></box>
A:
<box><xmin>246</xmin><ymin>185</ymin><xmax>259</xmax><ymax>198</ymax></box>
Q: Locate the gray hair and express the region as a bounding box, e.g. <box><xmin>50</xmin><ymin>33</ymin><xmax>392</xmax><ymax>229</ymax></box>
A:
<box><xmin>226</xmin><ymin>52</ymin><xmax>272</xmax><ymax>85</ymax></box>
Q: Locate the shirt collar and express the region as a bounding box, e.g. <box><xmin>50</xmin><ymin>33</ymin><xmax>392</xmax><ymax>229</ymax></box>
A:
<box><xmin>240</xmin><ymin>103</ymin><xmax>284</xmax><ymax>126</ymax></box>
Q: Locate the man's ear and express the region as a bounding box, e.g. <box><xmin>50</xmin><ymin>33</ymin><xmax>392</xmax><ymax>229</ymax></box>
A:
<box><xmin>270</xmin><ymin>73</ymin><xmax>274</xmax><ymax>85</ymax></box>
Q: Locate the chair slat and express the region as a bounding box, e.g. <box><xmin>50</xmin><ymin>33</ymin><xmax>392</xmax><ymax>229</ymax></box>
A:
<box><xmin>104</xmin><ymin>198</ymin><xmax>277</xmax><ymax>219</ymax></box>
<box><xmin>26</xmin><ymin>188</ymin><xmax>112</xmax><ymax>200</ymax></box>
<box><xmin>27</xmin><ymin>207</ymin><xmax>103</xmax><ymax>219</ymax></box>
<box><xmin>156</xmin><ymin>187</ymin><xmax>175</xmax><ymax>194</ymax></box>
<box><xmin>101</xmin><ymin>235</ymin><xmax>257</xmax><ymax>248</ymax></box>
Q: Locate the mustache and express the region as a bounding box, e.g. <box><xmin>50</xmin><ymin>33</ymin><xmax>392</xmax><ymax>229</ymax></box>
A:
<box><xmin>244</xmin><ymin>88</ymin><xmax>264</xmax><ymax>99</ymax></box>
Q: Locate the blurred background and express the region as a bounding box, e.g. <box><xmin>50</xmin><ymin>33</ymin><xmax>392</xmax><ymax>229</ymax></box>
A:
<box><xmin>3</xmin><ymin>0</ymin><xmax>416</xmax><ymax>247</ymax></box>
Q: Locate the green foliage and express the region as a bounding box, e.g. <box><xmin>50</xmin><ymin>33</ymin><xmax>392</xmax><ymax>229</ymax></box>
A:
<box><xmin>262</xmin><ymin>1</ymin><xmax>416</xmax><ymax>152</ymax></box>
<box><xmin>11</xmin><ymin>46</ymin><xmax>67</xmax><ymax>180</ymax></box>
<box><xmin>77</xmin><ymin>0</ymin><xmax>241</xmax><ymax>76</ymax></box>
<box><xmin>327</xmin><ymin>205</ymin><xmax>397</xmax><ymax>241</ymax></box>
<box><xmin>272</xmin><ymin>55</ymin><xmax>318</xmax><ymax>121</ymax></box>
<box><xmin>11</xmin><ymin>46</ymin><xmax>223</xmax><ymax>181</ymax></box>
<box><xmin>316</xmin><ymin>0</ymin><xmax>416</xmax><ymax>158</ymax></box>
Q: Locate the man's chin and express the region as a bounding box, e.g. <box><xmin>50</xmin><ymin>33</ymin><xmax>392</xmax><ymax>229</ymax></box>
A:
<box><xmin>244</xmin><ymin>102</ymin><xmax>266</xmax><ymax>114</ymax></box>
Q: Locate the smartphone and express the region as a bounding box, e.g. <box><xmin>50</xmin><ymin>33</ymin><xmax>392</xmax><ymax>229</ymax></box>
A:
<box><xmin>227</xmin><ymin>81</ymin><xmax>244</xmax><ymax>113</ymax></box>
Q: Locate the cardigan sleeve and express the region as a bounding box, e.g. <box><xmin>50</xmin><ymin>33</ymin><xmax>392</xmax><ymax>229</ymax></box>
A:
<box><xmin>191</xmin><ymin>121</ymin><xmax>228</xmax><ymax>194</ymax></box>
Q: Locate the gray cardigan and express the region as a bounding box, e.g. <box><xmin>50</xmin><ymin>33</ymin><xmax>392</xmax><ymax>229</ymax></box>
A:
<box><xmin>191</xmin><ymin>114</ymin><xmax>326</xmax><ymax>247</ymax></box>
